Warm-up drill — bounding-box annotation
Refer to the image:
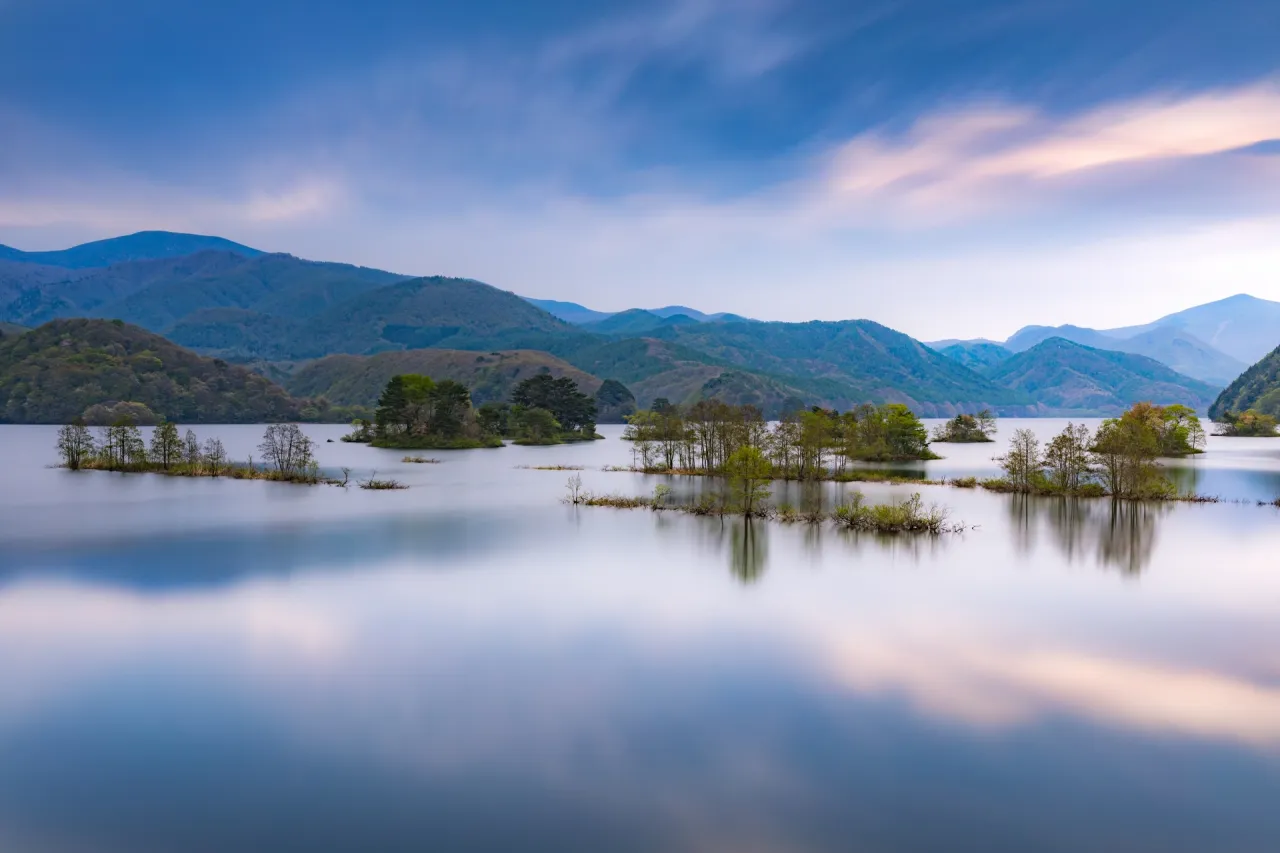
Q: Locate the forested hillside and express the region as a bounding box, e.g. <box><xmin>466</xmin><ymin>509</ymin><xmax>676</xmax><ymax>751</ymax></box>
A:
<box><xmin>985</xmin><ymin>338</ymin><xmax>1220</xmax><ymax>414</ymax></box>
<box><xmin>288</xmin><ymin>349</ymin><xmax>604</xmax><ymax>407</ymax></box>
<box><xmin>1209</xmin><ymin>345</ymin><xmax>1280</xmax><ymax>419</ymax></box>
<box><xmin>0</xmin><ymin>319</ymin><xmax>310</xmax><ymax>424</ymax></box>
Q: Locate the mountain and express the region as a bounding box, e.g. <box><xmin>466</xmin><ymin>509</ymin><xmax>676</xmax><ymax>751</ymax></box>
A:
<box><xmin>0</xmin><ymin>319</ymin><xmax>309</xmax><ymax>424</ymax></box>
<box><xmin>1208</xmin><ymin>345</ymin><xmax>1280</xmax><ymax>419</ymax></box>
<box><xmin>650</xmin><ymin>320</ymin><xmax>1036</xmax><ymax>416</ymax></box>
<box><xmin>985</xmin><ymin>338</ymin><xmax>1220</xmax><ymax>414</ymax></box>
<box><xmin>1003</xmin><ymin>323</ymin><xmax>1246</xmax><ymax>385</ymax></box>
<box><xmin>937</xmin><ymin>341</ymin><xmax>1014</xmax><ymax>373</ymax></box>
<box><xmin>2</xmin><ymin>251</ymin><xmax>410</xmax><ymax>334</ymax></box>
<box><xmin>287</xmin><ymin>349</ymin><xmax>604</xmax><ymax>408</ymax></box>
<box><xmin>0</xmin><ymin>322</ymin><xmax>27</xmax><ymax>338</ymax></box>
<box><xmin>521</xmin><ymin>297</ymin><xmax>751</xmax><ymax>326</ymax></box>
<box><xmin>1102</xmin><ymin>294</ymin><xmax>1280</xmax><ymax>365</ymax></box>
<box><xmin>0</xmin><ymin>231</ymin><xmax>262</xmax><ymax>269</ymax></box>
<box><xmin>288</xmin><ymin>276</ymin><xmax>583</xmax><ymax>360</ymax></box>
<box><xmin>522</xmin><ymin>298</ymin><xmax>614</xmax><ymax>325</ymax></box>
<box><xmin>581</xmin><ymin>309</ymin><xmax>700</xmax><ymax>336</ymax></box>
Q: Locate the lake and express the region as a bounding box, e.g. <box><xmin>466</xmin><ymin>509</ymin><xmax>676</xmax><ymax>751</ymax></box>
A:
<box><xmin>1</xmin><ymin>419</ymin><xmax>1278</xmax><ymax>852</ymax></box>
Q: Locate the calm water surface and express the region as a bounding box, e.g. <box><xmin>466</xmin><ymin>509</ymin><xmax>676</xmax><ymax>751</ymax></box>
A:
<box><xmin>1</xmin><ymin>420</ymin><xmax>1278</xmax><ymax>852</ymax></box>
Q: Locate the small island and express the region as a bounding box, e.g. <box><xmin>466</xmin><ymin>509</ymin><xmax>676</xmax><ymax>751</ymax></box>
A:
<box><xmin>622</xmin><ymin>400</ymin><xmax>939</xmax><ymax>476</ymax></box>
<box><xmin>344</xmin><ymin>372</ymin><xmax>601</xmax><ymax>449</ymax></box>
<box><xmin>930</xmin><ymin>410</ymin><xmax>996</xmax><ymax>443</ymax></box>
<box><xmin>1214</xmin><ymin>409</ymin><xmax>1278</xmax><ymax>437</ymax></box>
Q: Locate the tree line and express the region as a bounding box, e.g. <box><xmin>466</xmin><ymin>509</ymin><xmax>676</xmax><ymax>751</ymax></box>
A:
<box><xmin>989</xmin><ymin>403</ymin><xmax>1206</xmax><ymax>499</ymax></box>
<box><xmin>57</xmin><ymin>417</ymin><xmax>331</xmax><ymax>484</ymax></box>
<box><xmin>349</xmin><ymin>372</ymin><xmax>601</xmax><ymax>448</ymax></box>
<box><xmin>622</xmin><ymin>399</ymin><xmax>938</xmax><ymax>477</ymax></box>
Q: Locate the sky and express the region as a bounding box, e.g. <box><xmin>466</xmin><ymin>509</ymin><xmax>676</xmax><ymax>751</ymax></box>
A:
<box><xmin>2</xmin><ymin>0</ymin><xmax>1280</xmax><ymax>341</ymax></box>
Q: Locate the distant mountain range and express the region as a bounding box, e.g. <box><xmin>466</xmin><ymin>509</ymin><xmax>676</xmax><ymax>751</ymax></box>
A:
<box><xmin>985</xmin><ymin>338</ymin><xmax>1220</xmax><ymax>414</ymax></box>
<box><xmin>0</xmin><ymin>230</ymin><xmax>1272</xmax><ymax>419</ymax></box>
<box><xmin>932</xmin><ymin>294</ymin><xmax>1280</xmax><ymax>386</ymax></box>
<box><xmin>524</xmin><ymin>297</ymin><xmax>751</xmax><ymax>326</ymax></box>
<box><xmin>0</xmin><ymin>231</ymin><xmax>262</xmax><ymax>269</ymax></box>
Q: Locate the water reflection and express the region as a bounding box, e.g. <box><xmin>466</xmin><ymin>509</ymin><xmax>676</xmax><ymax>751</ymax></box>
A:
<box><xmin>1005</xmin><ymin>495</ymin><xmax>1167</xmax><ymax>575</ymax></box>
<box><xmin>728</xmin><ymin>518</ymin><xmax>768</xmax><ymax>584</ymax></box>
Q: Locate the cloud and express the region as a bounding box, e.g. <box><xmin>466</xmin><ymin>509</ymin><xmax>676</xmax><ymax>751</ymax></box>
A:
<box><xmin>816</xmin><ymin>82</ymin><xmax>1280</xmax><ymax>223</ymax></box>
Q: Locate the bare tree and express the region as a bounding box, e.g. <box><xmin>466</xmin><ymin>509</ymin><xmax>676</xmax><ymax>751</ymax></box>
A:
<box><xmin>56</xmin><ymin>418</ymin><xmax>95</xmax><ymax>470</ymax></box>
<box><xmin>258</xmin><ymin>424</ymin><xmax>315</xmax><ymax>478</ymax></box>
<box><xmin>202</xmin><ymin>437</ymin><xmax>227</xmax><ymax>476</ymax></box>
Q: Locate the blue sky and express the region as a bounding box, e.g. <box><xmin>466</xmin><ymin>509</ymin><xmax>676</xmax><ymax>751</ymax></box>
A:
<box><xmin>2</xmin><ymin>0</ymin><xmax>1280</xmax><ymax>339</ymax></box>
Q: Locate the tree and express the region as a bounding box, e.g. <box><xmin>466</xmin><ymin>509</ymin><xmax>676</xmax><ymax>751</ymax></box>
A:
<box><xmin>512</xmin><ymin>406</ymin><xmax>560</xmax><ymax>444</ymax></box>
<box><xmin>149</xmin><ymin>419</ymin><xmax>183</xmax><ymax>469</ymax></box>
<box><xmin>884</xmin><ymin>404</ymin><xmax>931</xmax><ymax>459</ymax></box>
<box><xmin>476</xmin><ymin>402</ymin><xmax>509</xmax><ymax>437</ymax></box>
<box><xmin>724</xmin><ymin>446</ymin><xmax>772</xmax><ymax>515</ymax></box>
<box><xmin>997</xmin><ymin>428</ymin><xmax>1041</xmax><ymax>491</ymax></box>
<box><xmin>202</xmin><ymin>437</ymin><xmax>227</xmax><ymax>475</ymax></box>
<box><xmin>56</xmin><ymin>418</ymin><xmax>95</xmax><ymax>470</ymax></box>
<box><xmin>1043</xmin><ymin>423</ymin><xmax>1093</xmax><ymax>492</ymax></box>
<box><xmin>1217</xmin><ymin>409</ymin><xmax>1279</xmax><ymax>437</ymax></box>
<box><xmin>184</xmin><ymin>429</ymin><xmax>202</xmax><ymax>470</ymax></box>
<box><xmin>259</xmin><ymin>423</ymin><xmax>315</xmax><ymax>477</ymax></box>
<box><xmin>1091</xmin><ymin>415</ymin><xmax>1170</xmax><ymax>498</ymax></box>
<box><xmin>931</xmin><ymin>410</ymin><xmax>996</xmax><ymax>443</ymax></box>
<box><xmin>511</xmin><ymin>374</ymin><xmax>596</xmax><ymax>434</ymax></box>
<box><xmin>428</xmin><ymin>380</ymin><xmax>472</xmax><ymax>437</ymax></box>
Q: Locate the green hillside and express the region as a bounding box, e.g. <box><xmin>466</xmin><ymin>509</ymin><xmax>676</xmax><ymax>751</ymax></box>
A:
<box><xmin>654</xmin><ymin>320</ymin><xmax>1036</xmax><ymax>416</ymax></box>
<box><xmin>0</xmin><ymin>319</ymin><xmax>308</xmax><ymax>424</ymax></box>
<box><xmin>938</xmin><ymin>341</ymin><xmax>1013</xmax><ymax>373</ymax></box>
<box><xmin>1208</xmin><ymin>345</ymin><xmax>1280</xmax><ymax>419</ymax></box>
<box><xmin>290</xmin><ymin>276</ymin><xmax>581</xmax><ymax>359</ymax></box>
<box><xmin>0</xmin><ymin>322</ymin><xmax>27</xmax><ymax>338</ymax></box>
<box><xmin>986</xmin><ymin>337</ymin><xmax>1220</xmax><ymax>414</ymax></box>
<box><xmin>581</xmin><ymin>309</ymin><xmax>699</xmax><ymax>336</ymax></box>
<box><xmin>288</xmin><ymin>349</ymin><xmax>604</xmax><ymax>407</ymax></box>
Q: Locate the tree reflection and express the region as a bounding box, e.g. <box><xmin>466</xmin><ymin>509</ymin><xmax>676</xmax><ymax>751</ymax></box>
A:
<box><xmin>1096</xmin><ymin>500</ymin><xmax>1165</xmax><ymax>576</ymax></box>
<box><xmin>1013</xmin><ymin>495</ymin><xmax>1167</xmax><ymax>575</ymax></box>
<box><xmin>728</xmin><ymin>518</ymin><xmax>768</xmax><ymax>584</ymax></box>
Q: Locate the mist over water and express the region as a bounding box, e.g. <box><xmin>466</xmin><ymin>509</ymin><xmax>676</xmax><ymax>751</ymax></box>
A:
<box><xmin>2</xmin><ymin>422</ymin><xmax>1279</xmax><ymax>852</ymax></box>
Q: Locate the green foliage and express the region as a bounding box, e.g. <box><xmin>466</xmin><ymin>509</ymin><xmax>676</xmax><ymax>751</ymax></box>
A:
<box><xmin>1210</xmin><ymin>343</ymin><xmax>1280</xmax><ymax>420</ymax></box>
<box><xmin>369</xmin><ymin>373</ymin><xmax>499</xmax><ymax>449</ymax></box>
<box><xmin>149</xmin><ymin>420</ymin><xmax>183</xmax><ymax>468</ymax></box>
<box><xmin>1215</xmin><ymin>409</ymin><xmax>1279</xmax><ymax>437</ymax></box>
<box><xmin>510</xmin><ymin>406</ymin><xmax>562</xmax><ymax>445</ymax></box>
<box><xmin>930</xmin><ymin>410</ymin><xmax>996</xmax><ymax>443</ymax></box>
<box><xmin>510</xmin><ymin>374</ymin><xmax>597</xmax><ymax>435</ymax></box>
<box><xmin>624</xmin><ymin>400</ymin><xmax>937</xmax><ymax>475</ymax></box>
<box><xmin>0</xmin><ymin>319</ymin><xmax>323</xmax><ymax>424</ymax></box>
<box><xmin>833</xmin><ymin>492</ymin><xmax>951</xmax><ymax>533</ymax></box>
<box><xmin>724</xmin><ymin>446</ymin><xmax>772</xmax><ymax>515</ymax></box>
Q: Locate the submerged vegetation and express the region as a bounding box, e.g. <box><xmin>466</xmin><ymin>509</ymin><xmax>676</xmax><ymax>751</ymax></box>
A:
<box><xmin>623</xmin><ymin>400</ymin><xmax>937</xmax><ymax>476</ymax></box>
<box><xmin>564</xmin><ymin>475</ymin><xmax>962</xmax><ymax>534</ymax></box>
<box><xmin>930</xmin><ymin>410</ymin><xmax>996</xmax><ymax>443</ymax></box>
<box><xmin>1214</xmin><ymin>409</ymin><xmax>1279</xmax><ymax>437</ymax></box>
